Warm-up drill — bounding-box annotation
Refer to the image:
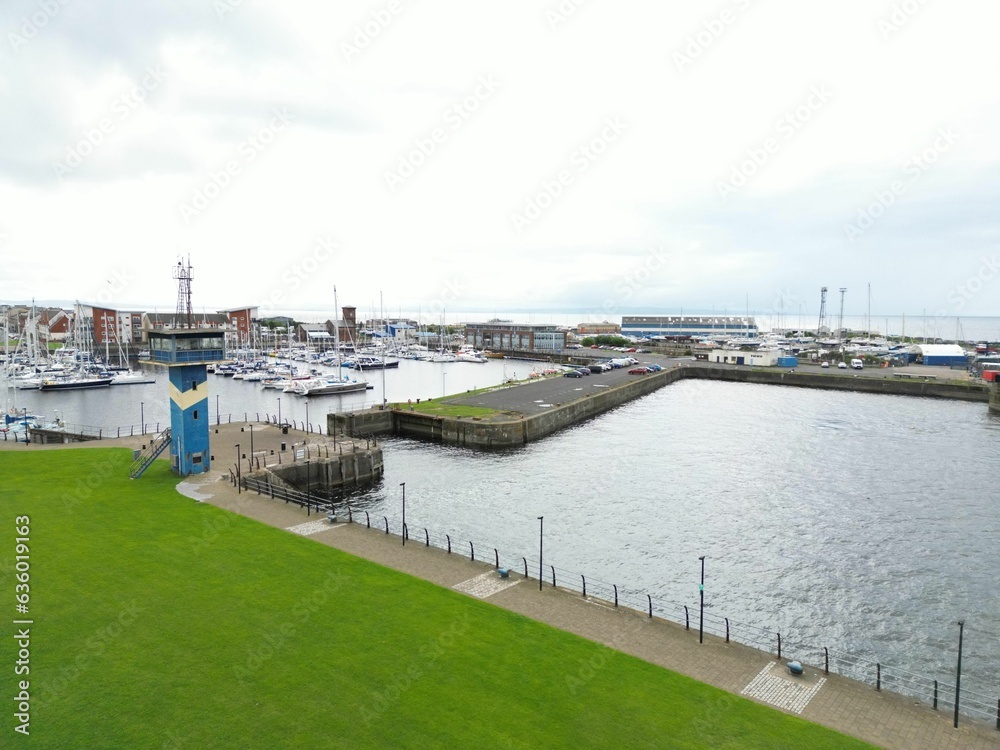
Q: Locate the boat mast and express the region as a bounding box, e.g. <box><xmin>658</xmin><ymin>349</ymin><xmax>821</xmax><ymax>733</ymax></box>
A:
<box><xmin>380</xmin><ymin>290</ymin><xmax>386</xmax><ymax>406</ymax></box>
<box><xmin>333</xmin><ymin>285</ymin><xmax>341</xmax><ymax>376</ymax></box>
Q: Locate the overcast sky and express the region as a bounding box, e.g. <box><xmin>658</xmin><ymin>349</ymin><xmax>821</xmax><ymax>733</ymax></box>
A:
<box><xmin>1</xmin><ymin>0</ymin><xmax>999</xmax><ymax>325</ymax></box>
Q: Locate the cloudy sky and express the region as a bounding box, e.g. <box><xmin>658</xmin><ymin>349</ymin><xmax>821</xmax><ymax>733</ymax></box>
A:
<box><xmin>1</xmin><ymin>0</ymin><xmax>998</xmax><ymax>326</ymax></box>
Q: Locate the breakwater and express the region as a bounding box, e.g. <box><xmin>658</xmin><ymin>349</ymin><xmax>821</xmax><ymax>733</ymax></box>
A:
<box><xmin>330</xmin><ymin>365</ymin><xmax>990</xmax><ymax>449</ymax></box>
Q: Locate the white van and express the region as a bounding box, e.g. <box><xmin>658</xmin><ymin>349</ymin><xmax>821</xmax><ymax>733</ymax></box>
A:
<box><xmin>850</xmin><ymin>359</ymin><xmax>864</xmax><ymax>370</ymax></box>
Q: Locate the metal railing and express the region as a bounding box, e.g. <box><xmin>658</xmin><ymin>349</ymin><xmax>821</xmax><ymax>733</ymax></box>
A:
<box><xmin>329</xmin><ymin>512</ymin><xmax>999</xmax><ymax>729</ymax></box>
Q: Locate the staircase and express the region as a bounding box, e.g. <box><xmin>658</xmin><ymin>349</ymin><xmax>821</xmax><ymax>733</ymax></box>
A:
<box><xmin>129</xmin><ymin>428</ymin><xmax>171</xmax><ymax>479</ymax></box>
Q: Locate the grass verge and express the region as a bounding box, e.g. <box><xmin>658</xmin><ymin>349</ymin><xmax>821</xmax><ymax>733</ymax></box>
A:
<box><xmin>0</xmin><ymin>449</ymin><xmax>876</xmax><ymax>749</ymax></box>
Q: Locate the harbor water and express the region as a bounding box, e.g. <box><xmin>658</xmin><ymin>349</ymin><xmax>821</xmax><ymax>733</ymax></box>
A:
<box><xmin>6</xmin><ymin>364</ymin><xmax>1000</xmax><ymax>712</ymax></box>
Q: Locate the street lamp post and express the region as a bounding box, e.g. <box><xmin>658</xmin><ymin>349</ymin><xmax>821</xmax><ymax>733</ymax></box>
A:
<box><xmin>249</xmin><ymin>423</ymin><xmax>254</xmax><ymax>462</ymax></box>
<box><xmin>235</xmin><ymin>443</ymin><xmax>241</xmax><ymax>494</ymax></box>
<box><xmin>140</xmin><ymin>401</ymin><xmax>144</xmax><ymax>436</ymax></box>
<box><xmin>699</xmin><ymin>556</ymin><xmax>706</xmax><ymax>644</ymax></box>
<box><xmin>954</xmin><ymin>620</ymin><xmax>965</xmax><ymax>728</ymax></box>
<box><xmin>400</xmin><ymin>482</ymin><xmax>406</xmax><ymax>547</ymax></box>
<box><xmin>305</xmin><ymin>401</ymin><xmax>310</xmax><ymax>433</ymax></box>
<box><xmin>306</xmin><ymin>459</ymin><xmax>311</xmax><ymax>512</ymax></box>
<box><xmin>216</xmin><ymin>394</ymin><xmax>220</xmax><ymax>425</ymax></box>
<box><xmin>277</xmin><ymin>397</ymin><xmax>281</xmax><ymax>425</ymax></box>
<box><xmin>537</xmin><ymin>516</ymin><xmax>544</xmax><ymax>591</ymax></box>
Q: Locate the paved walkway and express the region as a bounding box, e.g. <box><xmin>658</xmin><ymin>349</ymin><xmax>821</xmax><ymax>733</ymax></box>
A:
<box><xmin>8</xmin><ymin>426</ymin><xmax>999</xmax><ymax>749</ymax></box>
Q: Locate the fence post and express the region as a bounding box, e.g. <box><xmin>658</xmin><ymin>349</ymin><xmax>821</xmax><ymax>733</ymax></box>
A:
<box><xmin>777</xmin><ymin>633</ymin><xmax>782</xmax><ymax>660</ymax></box>
<box><xmin>581</xmin><ymin>575</ymin><xmax>586</xmax><ymax>598</ymax></box>
<box><xmin>347</xmin><ymin>507</ymin><xmax>353</xmax><ymax>523</ymax></box>
<box><xmin>403</xmin><ymin>524</ymin><xmax>408</xmax><ymax>541</ymax></box>
<box><xmin>446</xmin><ymin>535</ymin><xmax>451</xmax><ymax>554</ymax></box>
<box><xmin>933</xmin><ymin>680</ymin><xmax>938</xmax><ymax>710</ymax></box>
<box><xmin>364</xmin><ymin>511</ymin><xmax>370</xmax><ymax>528</ymax></box>
<box><xmin>550</xmin><ymin>565</ymin><xmax>555</xmax><ymax>587</ymax></box>
<box><xmin>469</xmin><ymin>541</ymin><xmax>474</xmax><ymax>561</ymax></box>
<box><xmin>494</xmin><ymin>549</ymin><xmax>499</xmax><ymax>569</ymax></box>
<box><xmin>425</xmin><ymin>528</ymin><xmax>429</xmax><ymax>547</ymax></box>
<box><xmin>383</xmin><ymin>516</ymin><xmax>388</xmax><ymax>534</ymax></box>
<box><xmin>725</xmin><ymin>618</ymin><xmax>730</xmax><ymax>643</ymax></box>
<box><xmin>647</xmin><ymin>595</ymin><xmax>652</xmax><ymax>618</ymax></box>
<box><xmin>876</xmin><ymin>663</ymin><xmax>881</xmax><ymax>691</ymax></box>
<box><xmin>117</xmin><ymin>427</ymin><xmax>121</xmax><ymax>438</ymax></box>
<box><xmin>613</xmin><ymin>584</ymin><xmax>618</xmax><ymax>608</ymax></box>
<box><xmin>824</xmin><ymin>647</ymin><xmax>829</xmax><ymax>675</ymax></box>
<box><xmin>523</xmin><ymin>557</ymin><xmax>528</xmax><ymax>578</ymax></box>
<box><xmin>684</xmin><ymin>606</ymin><xmax>689</xmax><ymax>630</ymax></box>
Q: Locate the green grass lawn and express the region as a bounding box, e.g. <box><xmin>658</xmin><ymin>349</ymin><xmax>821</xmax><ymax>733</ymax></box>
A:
<box><xmin>0</xmin><ymin>449</ymin><xmax>876</xmax><ymax>749</ymax></box>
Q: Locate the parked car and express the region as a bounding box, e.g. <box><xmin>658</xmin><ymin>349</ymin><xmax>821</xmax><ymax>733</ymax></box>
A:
<box><xmin>564</xmin><ymin>370</ymin><xmax>583</xmax><ymax>378</ymax></box>
<box><xmin>837</xmin><ymin>361</ymin><xmax>848</xmax><ymax>369</ymax></box>
<box><xmin>588</xmin><ymin>364</ymin><xmax>604</xmax><ymax>374</ymax></box>
<box><xmin>575</xmin><ymin>368</ymin><xmax>591</xmax><ymax>376</ymax></box>
<box><xmin>646</xmin><ymin>363</ymin><xmax>662</xmax><ymax>372</ymax></box>
<box><xmin>821</xmin><ymin>362</ymin><xmax>830</xmax><ymax>368</ymax></box>
<box><xmin>628</xmin><ymin>367</ymin><xmax>649</xmax><ymax>374</ymax></box>
<box><xmin>851</xmin><ymin>359</ymin><xmax>864</xmax><ymax>370</ymax></box>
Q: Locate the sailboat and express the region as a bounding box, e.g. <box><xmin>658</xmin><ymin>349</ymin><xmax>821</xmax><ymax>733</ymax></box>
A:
<box><xmin>291</xmin><ymin>286</ymin><xmax>370</xmax><ymax>396</ymax></box>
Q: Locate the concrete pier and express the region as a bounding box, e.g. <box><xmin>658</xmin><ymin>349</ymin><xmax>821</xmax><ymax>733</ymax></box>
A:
<box><xmin>330</xmin><ymin>363</ymin><xmax>991</xmax><ymax>450</ymax></box>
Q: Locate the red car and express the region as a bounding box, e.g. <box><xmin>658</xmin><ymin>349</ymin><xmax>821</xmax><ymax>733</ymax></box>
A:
<box><xmin>628</xmin><ymin>367</ymin><xmax>649</xmax><ymax>374</ymax></box>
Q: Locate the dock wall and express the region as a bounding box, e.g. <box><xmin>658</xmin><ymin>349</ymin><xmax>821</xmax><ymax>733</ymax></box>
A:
<box><xmin>258</xmin><ymin>444</ymin><xmax>384</xmax><ymax>493</ymax></box>
<box><xmin>991</xmin><ymin>381</ymin><xmax>1000</xmax><ymax>415</ymax></box>
<box><xmin>329</xmin><ymin>365</ymin><xmax>990</xmax><ymax>450</ymax></box>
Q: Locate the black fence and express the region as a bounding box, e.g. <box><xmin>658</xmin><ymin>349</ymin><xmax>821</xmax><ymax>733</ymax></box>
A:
<box><xmin>322</xmin><ymin>510</ymin><xmax>1000</xmax><ymax>730</ymax></box>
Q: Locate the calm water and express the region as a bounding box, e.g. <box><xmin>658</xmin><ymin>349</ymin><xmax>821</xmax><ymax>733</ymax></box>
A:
<box><xmin>349</xmin><ymin>380</ymin><xmax>1000</xmax><ymax>709</ymax></box>
<box><xmin>7</xmin><ymin>368</ymin><xmax>1000</xmax><ymax>711</ymax></box>
<box><xmin>4</xmin><ymin>357</ymin><xmax>524</xmax><ymax>433</ymax></box>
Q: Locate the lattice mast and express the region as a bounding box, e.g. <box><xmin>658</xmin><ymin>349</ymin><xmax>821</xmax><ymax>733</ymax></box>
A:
<box><xmin>172</xmin><ymin>257</ymin><xmax>194</xmax><ymax>329</ymax></box>
<box><xmin>838</xmin><ymin>288</ymin><xmax>847</xmax><ymax>341</ymax></box>
<box><xmin>817</xmin><ymin>286</ymin><xmax>828</xmax><ymax>335</ymax></box>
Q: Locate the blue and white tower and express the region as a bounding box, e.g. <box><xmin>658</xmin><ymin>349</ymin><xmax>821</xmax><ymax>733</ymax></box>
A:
<box><xmin>145</xmin><ymin>260</ymin><xmax>225</xmax><ymax>476</ymax></box>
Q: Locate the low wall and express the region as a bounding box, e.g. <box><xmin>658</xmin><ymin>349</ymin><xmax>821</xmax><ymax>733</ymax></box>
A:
<box><xmin>991</xmin><ymin>381</ymin><xmax>1000</xmax><ymax>415</ymax></box>
<box><xmin>686</xmin><ymin>366</ymin><xmax>990</xmax><ymax>402</ymax></box>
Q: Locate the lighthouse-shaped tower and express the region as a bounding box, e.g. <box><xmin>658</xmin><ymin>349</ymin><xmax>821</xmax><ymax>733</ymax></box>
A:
<box><xmin>146</xmin><ymin>259</ymin><xmax>225</xmax><ymax>476</ymax></box>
